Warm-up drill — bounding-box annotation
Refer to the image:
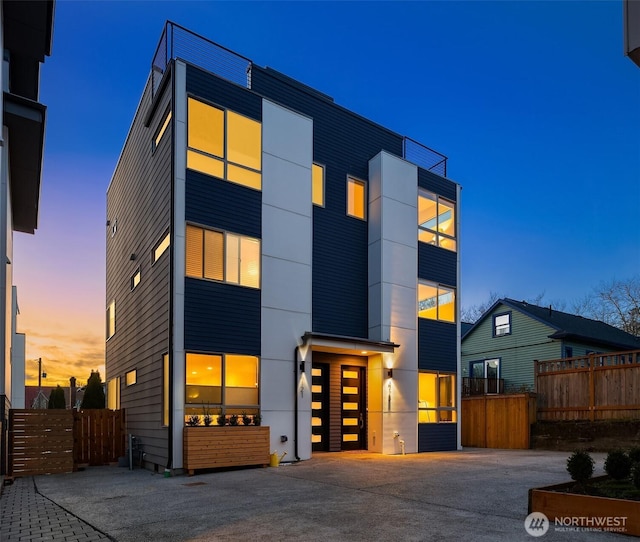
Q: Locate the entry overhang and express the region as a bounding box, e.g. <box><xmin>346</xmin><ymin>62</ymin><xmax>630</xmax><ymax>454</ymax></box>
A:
<box><xmin>301</xmin><ymin>332</ymin><xmax>399</xmax><ymax>355</ymax></box>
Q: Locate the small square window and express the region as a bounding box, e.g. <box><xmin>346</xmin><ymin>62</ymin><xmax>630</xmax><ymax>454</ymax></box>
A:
<box><xmin>131</xmin><ymin>268</ymin><xmax>141</xmax><ymax>290</ymax></box>
<box><xmin>347</xmin><ymin>177</ymin><xmax>366</xmax><ymax>220</ymax></box>
<box><xmin>125</xmin><ymin>370</ymin><xmax>137</xmax><ymax>386</ymax></box>
<box><xmin>493</xmin><ymin>312</ymin><xmax>511</xmax><ymax>337</ymax></box>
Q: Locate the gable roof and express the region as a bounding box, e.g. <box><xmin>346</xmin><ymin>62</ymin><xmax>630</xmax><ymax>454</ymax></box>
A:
<box><xmin>463</xmin><ymin>298</ymin><xmax>640</xmax><ymax>351</ymax></box>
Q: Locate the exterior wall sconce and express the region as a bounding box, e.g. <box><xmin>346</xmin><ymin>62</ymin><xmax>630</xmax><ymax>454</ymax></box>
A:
<box><xmin>299</xmin><ymin>360</ymin><xmax>305</xmax><ymax>373</ymax></box>
<box><xmin>386</xmin><ymin>368</ymin><xmax>393</xmax><ymax>379</ymax></box>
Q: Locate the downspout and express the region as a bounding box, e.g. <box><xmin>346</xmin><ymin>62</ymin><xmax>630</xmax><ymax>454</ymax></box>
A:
<box><xmin>294</xmin><ymin>345</ymin><xmax>301</xmax><ymax>462</ymax></box>
<box><xmin>167</xmin><ymin>55</ymin><xmax>176</xmax><ymax>471</ymax></box>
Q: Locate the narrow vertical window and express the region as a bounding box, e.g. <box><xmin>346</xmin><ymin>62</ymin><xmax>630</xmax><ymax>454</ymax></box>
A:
<box><xmin>163</xmin><ymin>354</ymin><xmax>169</xmax><ymax>427</ymax></box>
<box><xmin>107</xmin><ymin>376</ymin><xmax>120</xmax><ymax>409</ymax></box>
<box><xmin>347</xmin><ymin>177</ymin><xmax>366</xmax><ymax>220</ymax></box>
<box><xmin>154</xmin><ymin>110</ymin><xmax>172</xmax><ymax>150</ymax></box>
<box><xmin>312</xmin><ymin>163</ymin><xmax>325</xmax><ymax>206</ymax></box>
<box><xmin>153</xmin><ymin>232</ymin><xmax>170</xmax><ymax>263</ymax></box>
<box><xmin>106</xmin><ymin>300</ymin><xmax>116</xmax><ymax>339</ymax></box>
<box><xmin>131</xmin><ymin>268</ymin><xmax>141</xmax><ymax>290</ymax></box>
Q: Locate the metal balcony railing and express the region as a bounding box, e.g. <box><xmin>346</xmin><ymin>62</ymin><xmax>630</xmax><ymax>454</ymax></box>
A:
<box><xmin>151</xmin><ymin>21</ymin><xmax>252</xmax><ymax>98</ymax></box>
<box><xmin>403</xmin><ymin>137</ymin><xmax>447</xmax><ymax>177</ymax></box>
<box><xmin>462</xmin><ymin>377</ymin><xmax>505</xmax><ymax>397</ymax></box>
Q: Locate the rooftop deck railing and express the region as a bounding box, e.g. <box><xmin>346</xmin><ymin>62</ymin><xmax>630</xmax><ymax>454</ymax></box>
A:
<box><xmin>151</xmin><ymin>22</ymin><xmax>252</xmax><ymax>97</ymax></box>
<box><xmin>151</xmin><ymin>22</ymin><xmax>449</xmax><ymax>178</ymax></box>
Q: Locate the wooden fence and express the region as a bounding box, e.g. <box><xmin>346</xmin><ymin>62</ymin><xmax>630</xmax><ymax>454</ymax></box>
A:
<box><xmin>8</xmin><ymin>409</ymin><xmax>126</xmax><ymax>477</ymax></box>
<box><xmin>536</xmin><ymin>350</ymin><xmax>640</xmax><ymax>421</ymax></box>
<box><xmin>462</xmin><ymin>393</ymin><xmax>537</xmax><ymax>449</ymax></box>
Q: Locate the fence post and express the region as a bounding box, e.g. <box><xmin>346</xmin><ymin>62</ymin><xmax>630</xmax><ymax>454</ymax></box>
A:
<box><xmin>589</xmin><ymin>354</ymin><xmax>595</xmax><ymax>422</ymax></box>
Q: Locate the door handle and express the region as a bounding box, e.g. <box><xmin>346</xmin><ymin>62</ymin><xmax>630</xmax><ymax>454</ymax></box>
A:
<box><xmin>359</xmin><ymin>413</ymin><xmax>364</xmax><ymax>429</ymax></box>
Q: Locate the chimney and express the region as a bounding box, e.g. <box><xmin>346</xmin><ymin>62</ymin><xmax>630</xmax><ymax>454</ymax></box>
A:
<box><xmin>70</xmin><ymin>377</ymin><xmax>77</xmax><ymax>409</ymax></box>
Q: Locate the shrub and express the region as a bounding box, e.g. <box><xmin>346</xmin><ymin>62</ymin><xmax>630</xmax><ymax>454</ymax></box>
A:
<box><xmin>632</xmin><ymin>463</ymin><xmax>640</xmax><ymax>490</ymax></box>
<box><xmin>566</xmin><ymin>450</ymin><xmax>594</xmax><ymax>484</ymax></box>
<box><xmin>186</xmin><ymin>414</ymin><xmax>200</xmax><ymax>427</ymax></box>
<box><xmin>229</xmin><ymin>413</ymin><xmax>239</xmax><ymax>426</ymax></box>
<box><xmin>628</xmin><ymin>446</ymin><xmax>640</xmax><ymax>464</ymax></box>
<box><xmin>217</xmin><ymin>410</ymin><xmax>226</xmax><ymax>426</ymax></box>
<box><xmin>604</xmin><ymin>449</ymin><xmax>632</xmax><ymax>480</ymax></box>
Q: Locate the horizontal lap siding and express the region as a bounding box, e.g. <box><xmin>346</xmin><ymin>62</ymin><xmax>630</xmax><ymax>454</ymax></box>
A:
<box><xmin>418</xmin><ymin>169</ymin><xmax>457</xmax><ymax>202</ymax></box>
<box><xmin>419</xmin><ymin>319</ymin><xmax>457</xmax><ymax>372</ymax></box>
<box><xmin>184</xmin><ymin>279</ymin><xmax>260</xmax><ymax>356</ymax></box>
<box><xmin>251</xmin><ymin>66</ymin><xmax>403</xmax><ymax>338</ymax></box>
<box><xmin>106</xmin><ymin>77</ymin><xmax>172</xmax><ymax>467</ymax></box>
<box><xmin>418</xmin><ymin>423</ymin><xmax>457</xmax><ymax>452</ymax></box>
<box><xmin>418</xmin><ymin>243</ymin><xmax>457</xmax><ymax>286</ymax></box>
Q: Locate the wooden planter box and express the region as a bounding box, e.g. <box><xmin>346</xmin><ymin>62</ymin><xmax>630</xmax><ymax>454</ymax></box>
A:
<box><xmin>183</xmin><ymin>426</ymin><xmax>270</xmax><ymax>475</ymax></box>
<box><xmin>529</xmin><ymin>476</ymin><xmax>640</xmax><ymax>536</ymax></box>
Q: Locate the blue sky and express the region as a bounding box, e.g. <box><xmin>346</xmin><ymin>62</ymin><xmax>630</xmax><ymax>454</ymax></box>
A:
<box><xmin>13</xmin><ymin>1</ymin><xmax>640</xmax><ymax>383</ymax></box>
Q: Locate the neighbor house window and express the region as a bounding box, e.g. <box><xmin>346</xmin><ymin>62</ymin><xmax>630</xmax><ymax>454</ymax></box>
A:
<box><xmin>162</xmin><ymin>353</ymin><xmax>169</xmax><ymax>427</ymax></box>
<box><xmin>153</xmin><ymin>232</ymin><xmax>170</xmax><ymax>263</ymax></box>
<box><xmin>418</xmin><ymin>372</ymin><xmax>456</xmax><ymax>423</ymax></box>
<box><xmin>493</xmin><ymin>312</ymin><xmax>511</xmax><ymax>337</ymax></box>
<box><xmin>347</xmin><ymin>177</ymin><xmax>366</xmax><ymax>220</ymax></box>
<box><xmin>185</xmin><ymin>353</ymin><xmax>259</xmax><ymax>412</ymax></box>
<box><xmin>107</xmin><ymin>377</ymin><xmax>120</xmax><ymax>410</ymax></box>
<box><xmin>312</xmin><ymin>163</ymin><xmax>325</xmax><ymax>206</ymax></box>
<box><xmin>418</xmin><ymin>281</ymin><xmax>456</xmax><ymax>323</ymax></box>
<box><xmin>186</xmin><ymin>224</ymin><xmax>260</xmax><ymax>288</ymax></box>
<box><xmin>187</xmin><ymin>97</ymin><xmax>262</xmax><ymax>190</ymax></box>
<box><xmin>418</xmin><ymin>189</ymin><xmax>456</xmax><ymax>251</ymax></box>
<box><xmin>125</xmin><ymin>369</ymin><xmax>137</xmax><ymax>387</ymax></box>
<box><xmin>106</xmin><ymin>300</ymin><xmax>116</xmax><ymax>339</ymax></box>
<box><xmin>131</xmin><ymin>268</ymin><xmax>141</xmax><ymax>291</ymax></box>
<box><xmin>154</xmin><ymin>110</ymin><xmax>172</xmax><ymax>150</ymax></box>
<box><xmin>564</xmin><ymin>346</ymin><xmax>573</xmax><ymax>359</ymax></box>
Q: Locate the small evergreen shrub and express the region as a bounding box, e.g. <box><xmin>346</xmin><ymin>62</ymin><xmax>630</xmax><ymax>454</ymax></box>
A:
<box><xmin>186</xmin><ymin>414</ymin><xmax>200</xmax><ymax>427</ymax></box>
<box><xmin>628</xmin><ymin>446</ymin><xmax>640</xmax><ymax>464</ymax></box>
<box><xmin>566</xmin><ymin>450</ymin><xmax>594</xmax><ymax>484</ymax></box>
<box><xmin>217</xmin><ymin>410</ymin><xmax>226</xmax><ymax>426</ymax></box>
<box><xmin>604</xmin><ymin>449</ymin><xmax>632</xmax><ymax>480</ymax></box>
<box><xmin>241</xmin><ymin>411</ymin><xmax>252</xmax><ymax>426</ymax></box>
<box><xmin>229</xmin><ymin>413</ymin><xmax>239</xmax><ymax>426</ymax></box>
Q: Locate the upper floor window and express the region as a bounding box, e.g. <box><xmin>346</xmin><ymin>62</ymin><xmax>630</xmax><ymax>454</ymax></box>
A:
<box><xmin>153</xmin><ymin>232</ymin><xmax>170</xmax><ymax>263</ymax></box>
<box><xmin>493</xmin><ymin>312</ymin><xmax>511</xmax><ymax>337</ymax></box>
<box><xmin>187</xmin><ymin>97</ymin><xmax>262</xmax><ymax>190</ymax></box>
<box><xmin>153</xmin><ymin>110</ymin><xmax>172</xmax><ymax>150</ymax></box>
<box><xmin>186</xmin><ymin>224</ymin><xmax>260</xmax><ymax>289</ymax></box>
<box><xmin>418</xmin><ymin>371</ymin><xmax>457</xmax><ymax>423</ymax></box>
<box><xmin>418</xmin><ymin>189</ymin><xmax>456</xmax><ymax>251</ymax></box>
<box><xmin>347</xmin><ymin>177</ymin><xmax>366</xmax><ymax>220</ymax></box>
<box><xmin>418</xmin><ymin>281</ymin><xmax>456</xmax><ymax>323</ymax></box>
<box><xmin>131</xmin><ymin>268</ymin><xmax>141</xmax><ymax>291</ymax></box>
<box><xmin>312</xmin><ymin>163</ymin><xmax>325</xmax><ymax>206</ymax></box>
<box><xmin>106</xmin><ymin>300</ymin><xmax>116</xmax><ymax>340</ymax></box>
<box><xmin>125</xmin><ymin>369</ymin><xmax>137</xmax><ymax>387</ymax></box>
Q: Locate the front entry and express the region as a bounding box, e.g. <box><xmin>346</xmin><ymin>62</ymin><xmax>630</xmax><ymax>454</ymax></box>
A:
<box><xmin>311</xmin><ymin>354</ymin><xmax>367</xmax><ymax>452</ymax></box>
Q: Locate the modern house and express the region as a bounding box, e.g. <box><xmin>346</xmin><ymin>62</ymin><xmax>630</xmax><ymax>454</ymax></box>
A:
<box><xmin>0</xmin><ymin>0</ymin><xmax>54</xmax><ymax>475</ymax></box>
<box><xmin>461</xmin><ymin>298</ymin><xmax>640</xmax><ymax>394</ymax></box>
<box><xmin>624</xmin><ymin>0</ymin><xmax>640</xmax><ymax>67</ymax></box>
<box><xmin>106</xmin><ymin>22</ymin><xmax>461</xmax><ymax>473</ymax></box>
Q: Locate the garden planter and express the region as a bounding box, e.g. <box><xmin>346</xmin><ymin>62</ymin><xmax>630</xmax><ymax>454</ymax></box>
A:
<box><xmin>529</xmin><ymin>476</ymin><xmax>640</xmax><ymax>536</ymax></box>
<box><xmin>183</xmin><ymin>426</ymin><xmax>270</xmax><ymax>475</ymax></box>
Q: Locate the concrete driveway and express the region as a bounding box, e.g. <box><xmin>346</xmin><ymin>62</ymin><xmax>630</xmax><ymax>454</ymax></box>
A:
<box><xmin>28</xmin><ymin>449</ymin><xmax>618</xmax><ymax>541</ymax></box>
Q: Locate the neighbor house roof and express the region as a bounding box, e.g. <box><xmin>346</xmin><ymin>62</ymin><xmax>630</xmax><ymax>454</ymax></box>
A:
<box><xmin>463</xmin><ymin>298</ymin><xmax>640</xmax><ymax>351</ymax></box>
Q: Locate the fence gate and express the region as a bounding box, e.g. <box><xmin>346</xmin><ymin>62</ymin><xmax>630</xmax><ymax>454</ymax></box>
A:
<box><xmin>8</xmin><ymin>409</ymin><xmax>126</xmax><ymax>477</ymax></box>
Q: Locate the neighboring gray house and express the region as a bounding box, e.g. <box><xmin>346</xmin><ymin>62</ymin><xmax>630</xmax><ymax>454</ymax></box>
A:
<box><xmin>461</xmin><ymin>298</ymin><xmax>640</xmax><ymax>394</ymax></box>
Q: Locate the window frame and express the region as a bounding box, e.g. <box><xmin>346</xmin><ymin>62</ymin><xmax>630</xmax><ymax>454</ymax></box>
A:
<box><xmin>107</xmin><ymin>376</ymin><xmax>120</xmax><ymax>410</ymax></box>
<box><xmin>130</xmin><ymin>268</ymin><xmax>141</xmax><ymax>291</ymax></box>
<box><xmin>346</xmin><ymin>176</ymin><xmax>367</xmax><ymax>221</ymax></box>
<box><xmin>312</xmin><ymin>163</ymin><xmax>325</xmax><ymax>207</ymax></box>
<box><xmin>417</xmin><ymin>280</ymin><xmax>457</xmax><ymax>323</ymax></box>
<box><xmin>153</xmin><ymin>108</ymin><xmax>172</xmax><ymax>152</ymax></box>
<box><xmin>418</xmin><ymin>371</ymin><xmax>457</xmax><ymax>424</ymax></box>
<box><xmin>186</xmin><ymin>95</ymin><xmax>262</xmax><ymax>191</ymax></box>
<box><xmin>185</xmin><ymin>223</ymin><xmax>261</xmax><ymax>289</ymax></box>
<box><xmin>153</xmin><ymin>231</ymin><xmax>171</xmax><ymax>264</ymax></box>
<box><xmin>125</xmin><ymin>369</ymin><xmax>137</xmax><ymax>387</ymax></box>
<box><xmin>493</xmin><ymin>311</ymin><xmax>512</xmax><ymax>337</ymax></box>
<box><xmin>418</xmin><ymin>188</ymin><xmax>456</xmax><ymax>252</ymax></box>
<box><xmin>106</xmin><ymin>300</ymin><xmax>116</xmax><ymax>340</ymax></box>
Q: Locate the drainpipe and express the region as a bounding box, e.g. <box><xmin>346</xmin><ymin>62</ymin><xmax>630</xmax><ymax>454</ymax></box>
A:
<box><xmin>294</xmin><ymin>345</ymin><xmax>301</xmax><ymax>462</ymax></box>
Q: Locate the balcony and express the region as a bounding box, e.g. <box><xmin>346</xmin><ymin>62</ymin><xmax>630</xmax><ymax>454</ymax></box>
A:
<box><xmin>462</xmin><ymin>377</ymin><xmax>505</xmax><ymax>397</ymax></box>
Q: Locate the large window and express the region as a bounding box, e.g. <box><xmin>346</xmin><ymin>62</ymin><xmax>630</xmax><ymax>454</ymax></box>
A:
<box><xmin>187</xmin><ymin>97</ymin><xmax>262</xmax><ymax>190</ymax></box>
<box><xmin>186</xmin><ymin>224</ymin><xmax>260</xmax><ymax>288</ymax></box>
<box><xmin>493</xmin><ymin>312</ymin><xmax>511</xmax><ymax>337</ymax></box>
<box><xmin>106</xmin><ymin>300</ymin><xmax>116</xmax><ymax>339</ymax></box>
<box><xmin>418</xmin><ymin>281</ymin><xmax>456</xmax><ymax>323</ymax></box>
<box><xmin>312</xmin><ymin>163</ymin><xmax>325</xmax><ymax>206</ymax></box>
<box><xmin>418</xmin><ymin>372</ymin><xmax>456</xmax><ymax>423</ymax></box>
<box><xmin>418</xmin><ymin>189</ymin><xmax>456</xmax><ymax>251</ymax></box>
<box><xmin>347</xmin><ymin>177</ymin><xmax>366</xmax><ymax>220</ymax></box>
<box><xmin>185</xmin><ymin>352</ymin><xmax>259</xmax><ymax>411</ymax></box>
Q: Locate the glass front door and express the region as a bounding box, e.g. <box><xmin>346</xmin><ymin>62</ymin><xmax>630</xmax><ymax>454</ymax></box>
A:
<box><xmin>341</xmin><ymin>366</ymin><xmax>365</xmax><ymax>450</ymax></box>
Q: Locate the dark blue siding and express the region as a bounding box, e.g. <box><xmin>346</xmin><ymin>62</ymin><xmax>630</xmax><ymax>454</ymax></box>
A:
<box><xmin>418</xmin><ymin>423</ymin><xmax>457</xmax><ymax>452</ymax></box>
<box><xmin>418</xmin><ymin>243</ymin><xmax>457</xmax><ymax>286</ymax></box>
<box><xmin>186</xmin><ymin>65</ymin><xmax>262</xmax><ymax>122</ymax></box>
<box><xmin>418</xmin><ymin>169</ymin><xmax>457</xmax><ymax>201</ymax></box>
<box><xmin>184</xmin><ymin>278</ymin><xmax>260</xmax><ymax>356</ymax></box>
<box><xmin>251</xmin><ymin>66</ymin><xmax>403</xmax><ymax>338</ymax></box>
<box><xmin>419</xmin><ymin>319</ymin><xmax>457</xmax><ymax>371</ymax></box>
<box><xmin>186</xmin><ymin>171</ymin><xmax>261</xmax><ymax>238</ymax></box>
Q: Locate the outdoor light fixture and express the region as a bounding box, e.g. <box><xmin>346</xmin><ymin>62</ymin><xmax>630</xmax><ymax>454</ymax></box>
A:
<box><xmin>299</xmin><ymin>360</ymin><xmax>305</xmax><ymax>373</ymax></box>
<box><xmin>386</xmin><ymin>368</ymin><xmax>393</xmax><ymax>379</ymax></box>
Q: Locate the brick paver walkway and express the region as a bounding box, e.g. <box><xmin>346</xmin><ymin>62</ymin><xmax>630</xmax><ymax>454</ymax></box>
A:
<box><xmin>0</xmin><ymin>477</ymin><xmax>110</xmax><ymax>541</ymax></box>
